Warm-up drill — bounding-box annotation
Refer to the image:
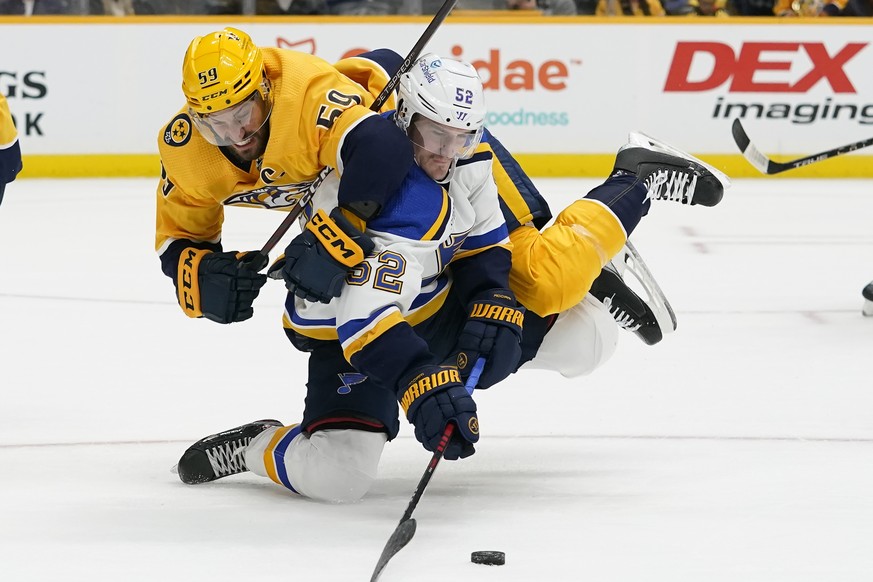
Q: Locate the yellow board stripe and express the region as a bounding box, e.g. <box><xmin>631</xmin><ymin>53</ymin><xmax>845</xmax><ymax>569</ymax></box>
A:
<box><xmin>15</xmin><ymin>153</ymin><xmax>873</xmax><ymax>179</ymax></box>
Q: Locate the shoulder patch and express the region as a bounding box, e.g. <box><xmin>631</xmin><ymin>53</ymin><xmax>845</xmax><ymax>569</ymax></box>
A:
<box><xmin>163</xmin><ymin>114</ymin><xmax>192</xmax><ymax>147</ymax></box>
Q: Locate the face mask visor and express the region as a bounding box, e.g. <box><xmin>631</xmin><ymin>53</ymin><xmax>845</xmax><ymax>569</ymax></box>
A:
<box><xmin>408</xmin><ymin>115</ymin><xmax>482</xmax><ymax>161</ymax></box>
<box><xmin>189</xmin><ymin>85</ymin><xmax>272</xmax><ymax>147</ymax></box>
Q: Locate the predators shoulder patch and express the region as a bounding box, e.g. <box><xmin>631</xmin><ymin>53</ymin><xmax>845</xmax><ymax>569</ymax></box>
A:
<box><xmin>164</xmin><ymin>114</ymin><xmax>192</xmax><ymax>147</ymax></box>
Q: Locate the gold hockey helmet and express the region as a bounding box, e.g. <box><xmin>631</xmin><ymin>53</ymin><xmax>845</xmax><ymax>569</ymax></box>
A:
<box><xmin>181</xmin><ymin>27</ymin><xmax>273</xmax><ymax>146</ymax></box>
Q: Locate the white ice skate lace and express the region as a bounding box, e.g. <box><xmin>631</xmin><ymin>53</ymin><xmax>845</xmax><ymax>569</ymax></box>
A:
<box><xmin>644</xmin><ymin>169</ymin><xmax>698</xmax><ymax>205</ymax></box>
<box><xmin>601</xmin><ymin>295</ymin><xmax>642</xmax><ymax>332</ymax></box>
<box><xmin>205</xmin><ymin>438</ymin><xmax>250</xmax><ymax>477</ymax></box>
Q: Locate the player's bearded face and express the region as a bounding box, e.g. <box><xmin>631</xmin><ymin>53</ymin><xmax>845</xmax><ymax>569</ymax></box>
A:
<box><xmin>191</xmin><ymin>88</ymin><xmax>272</xmax><ymax>160</ymax></box>
<box><xmin>408</xmin><ymin>117</ymin><xmax>479</xmax><ymax>182</ymax></box>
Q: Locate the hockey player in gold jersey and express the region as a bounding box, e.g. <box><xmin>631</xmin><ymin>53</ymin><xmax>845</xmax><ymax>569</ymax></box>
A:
<box><xmin>156</xmin><ymin>27</ymin><xmax>413</xmax><ymax>324</ymax></box>
<box><xmin>0</xmin><ymin>94</ymin><xmax>22</xmax><ymax>206</ymax></box>
<box><xmin>173</xmin><ymin>52</ymin><xmax>729</xmax><ymax>501</ymax></box>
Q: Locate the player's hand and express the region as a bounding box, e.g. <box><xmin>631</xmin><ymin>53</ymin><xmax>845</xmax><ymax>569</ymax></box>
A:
<box><xmin>269</xmin><ymin>208</ymin><xmax>374</xmax><ymax>303</ymax></box>
<box><xmin>446</xmin><ymin>289</ymin><xmax>524</xmax><ymax>389</ymax></box>
<box><xmin>398</xmin><ymin>364</ymin><xmax>478</xmax><ymax>460</ymax></box>
<box><xmin>176</xmin><ymin>249</ymin><xmax>267</xmax><ymax>324</ymax></box>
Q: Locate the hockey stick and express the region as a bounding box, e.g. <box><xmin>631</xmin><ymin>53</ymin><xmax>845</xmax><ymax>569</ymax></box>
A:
<box><xmin>369</xmin><ymin>357</ymin><xmax>485</xmax><ymax>582</ymax></box>
<box><xmin>731</xmin><ymin>118</ymin><xmax>873</xmax><ymax>175</ymax></box>
<box><xmin>248</xmin><ymin>0</ymin><xmax>459</xmax><ymax>270</ymax></box>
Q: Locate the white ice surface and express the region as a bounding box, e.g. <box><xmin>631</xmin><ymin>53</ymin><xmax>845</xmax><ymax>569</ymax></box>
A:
<box><xmin>0</xmin><ymin>178</ymin><xmax>871</xmax><ymax>582</ymax></box>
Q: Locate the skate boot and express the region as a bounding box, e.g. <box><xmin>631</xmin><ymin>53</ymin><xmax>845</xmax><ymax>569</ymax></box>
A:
<box><xmin>176</xmin><ymin>419</ymin><xmax>283</xmax><ymax>485</ymax></box>
<box><xmin>589</xmin><ymin>241</ymin><xmax>677</xmax><ymax>346</ymax></box>
<box><xmin>613</xmin><ymin>132</ymin><xmax>730</xmax><ymax>207</ymax></box>
<box><xmin>863</xmin><ymin>281</ymin><xmax>873</xmax><ymax>317</ymax></box>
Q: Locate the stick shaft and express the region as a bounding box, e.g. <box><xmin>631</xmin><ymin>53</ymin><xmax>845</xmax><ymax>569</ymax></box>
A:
<box><xmin>258</xmin><ymin>0</ymin><xmax>457</xmax><ymax>258</ymax></box>
<box><xmin>732</xmin><ymin>118</ymin><xmax>873</xmax><ymax>175</ymax></box>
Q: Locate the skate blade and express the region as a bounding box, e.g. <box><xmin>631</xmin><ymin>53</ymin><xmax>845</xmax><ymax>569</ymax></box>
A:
<box><xmin>170</xmin><ymin>463</ymin><xmax>179</xmax><ymax>475</ymax></box>
<box><xmin>615</xmin><ymin>241</ymin><xmax>678</xmax><ymax>334</ymax></box>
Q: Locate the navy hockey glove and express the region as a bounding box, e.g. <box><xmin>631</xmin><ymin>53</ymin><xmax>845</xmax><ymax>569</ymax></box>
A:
<box><xmin>269</xmin><ymin>208</ymin><xmax>375</xmax><ymax>303</ymax></box>
<box><xmin>447</xmin><ymin>289</ymin><xmax>524</xmax><ymax>390</ymax></box>
<box><xmin>177</xmin><ymin>248</ymin><xmax>267</xmax><ymax>324</ymax></box>
<box><xmin>398</xmin><ymin>364</ymin><xmax>479</xmax><ymax>460</ymax></box>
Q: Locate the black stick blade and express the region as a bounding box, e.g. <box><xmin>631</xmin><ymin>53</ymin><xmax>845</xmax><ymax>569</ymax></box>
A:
<box><xmin>370</xmin><ymin>518</ymin><xmax>417</xmax><ymax>582</ymax></box>
<box><xmin>731</xmin><ymin>118</ymin><xmax>750</xmax><ymax>153</ymax></box>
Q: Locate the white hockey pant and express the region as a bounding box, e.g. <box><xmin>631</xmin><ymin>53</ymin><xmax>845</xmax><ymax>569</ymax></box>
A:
<box><xmin>521</xmin><ymin>294</ymin><xmax>619</xmax><ymax>378</ymax></box>
<box><xmin>245</xmin><ymin>426</ymin><xmax>387</xmax><ymax>503</ymax></box>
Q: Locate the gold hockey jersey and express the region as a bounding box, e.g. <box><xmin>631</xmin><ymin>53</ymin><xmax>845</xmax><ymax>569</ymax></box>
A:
<box><xmin>1</xmin><ymin>94</ymin><xmax>22</xmax><ymax>194</ymax></box>
<box><xmin>155</xmin><ymin>49</ymin><xmax>401</xmax><ymax>259</ymax></box>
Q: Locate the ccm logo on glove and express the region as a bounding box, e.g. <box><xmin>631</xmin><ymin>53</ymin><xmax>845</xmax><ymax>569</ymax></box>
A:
<box><xmin>400</xmin><ymin>367</ymin><xmax>463</xmax><ymax>414</ymax></box>
<box><xmin>178</xmin><ymin>247</ymin><xmax>209</xmax><ymax>316</ymax></box>
<box><xmin>307</xmin><ymin>208</ymin><xmax>366</xmax><ymax>268</ymax></box>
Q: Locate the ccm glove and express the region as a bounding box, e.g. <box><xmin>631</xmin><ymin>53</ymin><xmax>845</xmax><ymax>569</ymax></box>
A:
<box><xmin>269</xmin><ymin>208</ymin><xmax>375</xmax><ymax>303</ymax></box>
<box><xmin>177</xmin><ymin>248</ymin><xmax>267</xmax><ymax>324</ymax></box>
<box><xmin>448</xmin><ymin>289</ymin><xmax>525</xmax><ymax>389</ymax></box>
<box><xmin>398</xmin><ymin>364</ymin><xmax>479</xmax><ymax>460</ymax></box>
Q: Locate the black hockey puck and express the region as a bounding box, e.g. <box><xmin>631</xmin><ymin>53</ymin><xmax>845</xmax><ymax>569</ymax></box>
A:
<box><xmin>471</xmin><ymin>551</ymin><xmax>505</xmax><ymax>566</ymax></box>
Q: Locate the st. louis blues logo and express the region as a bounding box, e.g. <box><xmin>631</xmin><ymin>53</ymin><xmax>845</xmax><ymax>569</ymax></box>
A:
<box><xmin>337</xmin><ymin>372</ymin><xmax>367</xmax><ymax>395</ymax></box>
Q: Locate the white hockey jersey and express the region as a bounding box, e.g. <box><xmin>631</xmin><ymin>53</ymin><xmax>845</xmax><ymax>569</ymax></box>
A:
<box><xmin>283</xmin><ymin>147</ymin><xmax>511</xmax><ymax>374</ymax></box>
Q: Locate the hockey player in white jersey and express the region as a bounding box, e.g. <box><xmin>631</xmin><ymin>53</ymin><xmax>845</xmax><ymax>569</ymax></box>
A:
<box><xmin>177</xmin><ymin>54</ymin><xmax>523</xmax><ymax>501</ymax></box>
<box><xmin>175</xmin><ymin>53</ymin><xmax>730</xmax><ymax>501</ymax></box>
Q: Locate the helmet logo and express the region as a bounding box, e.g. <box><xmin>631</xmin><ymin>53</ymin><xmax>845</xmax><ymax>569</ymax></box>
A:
<box><xmin>202</xmin><ymin>89</ymin><xmax>229</xmax><ymax>101</ymax></box>
<box><xmin>455</xmin><ymin>112</ymin><xmax>468</xmax><ymax>121</ymax></box>
<box><xmin>418</xmin><ymin>59</ymin><xmax>437</xmax><ymax>84</ymax></box>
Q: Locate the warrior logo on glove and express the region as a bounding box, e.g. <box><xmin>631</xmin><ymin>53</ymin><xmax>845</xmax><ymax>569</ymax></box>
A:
<box><xmin>400</xmin><ymin>366</ymin><xmax>462</xmax><ymax>414</ymax></box>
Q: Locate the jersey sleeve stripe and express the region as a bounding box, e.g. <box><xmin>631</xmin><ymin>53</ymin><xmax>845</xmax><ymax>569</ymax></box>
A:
<box><xmin>340</xmin><ymin>307</ymin><xmax>406</xmax><ymax>362</ymax></box>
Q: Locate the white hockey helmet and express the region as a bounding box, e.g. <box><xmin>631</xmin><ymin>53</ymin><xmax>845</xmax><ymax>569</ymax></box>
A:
<box><xmin>395</xmin><ymin>54</ymin><xmax>486</xmax><ymax>163</ymax></box>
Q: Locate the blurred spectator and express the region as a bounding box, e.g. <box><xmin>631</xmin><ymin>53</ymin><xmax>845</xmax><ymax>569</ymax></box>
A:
<box><xmin>506</xmin><ymin>0</ymin><xmax>577</xmax><ymax>13</ymax></box>
<box><xmin>575</xmin><ymin>0</ymin><xmax>598</xmax><ymax>11</ymax></box>
<box><xmin>661</xmin><ymin>0</ymin><xmax>693</xmax><ymax>11</ymax></box>
<box><xmin>418</xmin><ymin>0</ymin><xmax>576</xmax><ymax>12</ymax></box>
<box><xmin>254</xmin><ymin>0</ymin><xmax>328</xmax><ymax>13</ymax></box>
<box><xmin>0</xmin><ymin>0</ymin><xmax>86</xmax><ymax>13</ymax></box>
<box><xmin>773</xmin><ymin>0</ymin><xmax>822</xmax><ymax>14</ymax></box>
<box><xmin>664</xmin><ymin>0</ymin><xmax>729</xmax><ymax>13</ymax></box>
<box><xmin>728</xmin><ymin>0</ymin><xmax>775</xmax><ymax>13</ymax></box>
<box><xmin>130</xmin><ymin>0</ymin><xmax>239</xmax><ymax>13</ymax></box>
<box><xmin>773</xmin><ymin>0</ymin><xmax>871</xmax><ymax>14</ymax></box>
<box><xmin>596</xmin><ymin>0</ymin><xmax>666</xmax><ymax>14</ymax></box>
<box><xmin>837</xmin><ymin>0</ymin><xmax>872</xmax><ymax>14</ymax></box>
<box><xmin>325</xmin><ymin>0</ymin><xmax>397</xmax><ymax>14</ymax></box>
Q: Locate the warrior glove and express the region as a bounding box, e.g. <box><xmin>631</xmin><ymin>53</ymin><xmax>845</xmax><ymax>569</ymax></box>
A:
<box><xmin>177</xmin><ymin>249</ymin><xmax>267</xmax><ymax>324</ymax></box>
<box><xmin>398</xmin><ymin>364</ymin><xmax>479</xmax><ymax>460</ymax></box>
<box><xmin>448</xmin><ymin>289</ymin><xmax>525</xmax><ymax>390</ymax></box>
<box><xmin>269</xmin><ymin>208</ymin><xmax>375</xmax><ymax>303</ymax></box>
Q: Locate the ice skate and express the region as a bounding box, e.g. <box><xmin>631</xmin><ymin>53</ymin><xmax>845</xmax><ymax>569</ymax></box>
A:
<box><xmin>589</xmin><ymin>241</ymin><xmax>677</xmax><ymax>345</ymax></box>
<box><xmin>863</xmin><ymin>281</ymin><xmax>873</xmax><ymax>317</ymax></box>
<box><xmin>175</xmin><ymin>419</ymin><xmax>283</xmax><ymax>485</ymax></box>
<box><xmin>613</xmin><ymin>131</ymin><xmax>730</xmax><ymax>207</ymax></box>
